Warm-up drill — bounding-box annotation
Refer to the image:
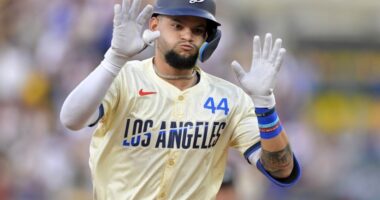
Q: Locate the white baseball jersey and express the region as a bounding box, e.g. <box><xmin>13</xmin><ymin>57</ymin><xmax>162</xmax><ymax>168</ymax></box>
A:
<box><xmin>89</xmin><ymin>58</ymin><xmax>261</xmax><ymax>200</ymax></box>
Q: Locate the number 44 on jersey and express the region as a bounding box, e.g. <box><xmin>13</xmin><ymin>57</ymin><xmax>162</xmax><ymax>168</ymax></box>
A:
<box><xmin>203</xmin><ymin>97</ymin><xmax>229</xmax><ymax>115</ymax></box>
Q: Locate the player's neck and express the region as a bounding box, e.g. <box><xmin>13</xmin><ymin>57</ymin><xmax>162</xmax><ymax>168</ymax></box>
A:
<box><xmin>153</xmin><ymin>64</ymin><xmax>196</xmax><ymax>80</ymax></box>
<box><xmin>153</xmin><ymin>57</ymin><xmax>198</xmax><ymax>91</ymax></box>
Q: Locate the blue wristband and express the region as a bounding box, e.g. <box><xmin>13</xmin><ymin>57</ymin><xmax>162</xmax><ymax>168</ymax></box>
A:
<box><xmin>260</xmin><ymin>124</ymin><xmax>283</xmax><ymax>139</ymax></box>
<box><xmin>255</xmin><ymin>107</ymin><xmax>283</xmax><ymax>139</ymax></box>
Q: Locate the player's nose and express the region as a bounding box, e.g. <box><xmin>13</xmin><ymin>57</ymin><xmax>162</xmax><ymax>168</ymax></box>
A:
<box><xmin>180</xmin><ymin>27</ymin><xmax>194</xmax><ymax>41</ymax></box>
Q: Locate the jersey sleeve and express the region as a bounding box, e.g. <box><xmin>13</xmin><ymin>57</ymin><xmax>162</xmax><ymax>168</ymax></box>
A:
<box><xmin>88</xmin><ymin>69</ymin><xmax>124</xmax><ymax>128</ymax></box>
<box><xmin>88</xmin><ymin>61</ymin><xmax>139</xmax><ymax>128</ymax></box>
<box><xmin>229</xmin><ymin>92</ymin><xmax>261</xmax><ymax>156</ymax></box>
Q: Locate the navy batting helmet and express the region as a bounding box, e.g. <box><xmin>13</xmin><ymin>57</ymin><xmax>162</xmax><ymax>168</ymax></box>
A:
<box><xmin>153</xmin><ymin>0</ymin><xmax>221</xmax><ymax>62</ymax></box>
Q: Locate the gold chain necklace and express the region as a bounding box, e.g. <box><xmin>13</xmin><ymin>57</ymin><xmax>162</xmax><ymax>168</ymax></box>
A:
<box><xmin>153</xmin><ymin>64</ymin><xmax>196</xmax><ymax>80</ymax></box>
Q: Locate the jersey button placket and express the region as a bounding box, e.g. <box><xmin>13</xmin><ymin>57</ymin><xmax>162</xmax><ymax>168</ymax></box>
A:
<box><xmin>158</xmin><ymin>151</ymin><xmax>177</xmax><ymax>199</ymax></box>
<box><xmin>174</xmin><ymin>95</ymin><xmax>185</xmax><ymax>119</ymax></box>
<box><xmin>167</xmin><ymin>151</ymin><xmax>178</xmax><ymax>168</ymax></box>
<box><xmin>168</xmin><ymin>158</ymin><xmax>175</xmax><ymax>166</ymax></box>
<box><xmin>158</xmin><ymin>192</ymin><xmax>166</xmax><ymax>200</ymax></box>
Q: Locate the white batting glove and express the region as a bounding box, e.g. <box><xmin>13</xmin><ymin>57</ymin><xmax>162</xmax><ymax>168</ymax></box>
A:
<box><xmin>231</xmin><ymin>33</ymin><xmax>286</xmax><ymax>108</ymax></box>
<box><xmin>104</xmin><ymin>0</ymin><xmax>160</xmax><ymax>69</ymax></box>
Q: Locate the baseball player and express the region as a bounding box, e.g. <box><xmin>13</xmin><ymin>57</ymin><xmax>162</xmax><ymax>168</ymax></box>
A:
<box><xmin>60</xmin><ymin>0</ymin><xmax>301</xmax><ymax>199</ymax></box>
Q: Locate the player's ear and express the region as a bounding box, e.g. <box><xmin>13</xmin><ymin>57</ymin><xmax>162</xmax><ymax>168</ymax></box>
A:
<box><xmin>204</xmin><ymin>31</ymin><xmax>208</xmax><ymax>41</ymax></box>
<box><xmin>149</xmin><ymin>15</ymin><xmax>159</xmax><ymax>31</ymax></box>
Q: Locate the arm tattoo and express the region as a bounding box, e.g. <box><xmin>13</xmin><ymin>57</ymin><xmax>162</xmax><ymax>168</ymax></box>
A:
<box><xmin>260</xmin><ymin>144</ymin><xmax>293</xmax><ymax>174</ymax></box>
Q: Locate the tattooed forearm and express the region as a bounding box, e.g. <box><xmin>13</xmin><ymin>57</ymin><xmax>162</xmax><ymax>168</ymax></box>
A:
<box><xmin>260</xmin><ymin>144</ymin><xmax>293</xmax><ymax>177</ymax></box>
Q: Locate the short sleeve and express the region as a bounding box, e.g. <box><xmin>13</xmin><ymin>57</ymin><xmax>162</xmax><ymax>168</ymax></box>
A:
<box><xmin>97</xmin><ymin>71</ymin><xmax>124</xmax><ymax>126</ymax></box>
<box><xmin>229</xmin><ymin>92</ymin><xmax>261</xmax><ymax>156</ymax></box>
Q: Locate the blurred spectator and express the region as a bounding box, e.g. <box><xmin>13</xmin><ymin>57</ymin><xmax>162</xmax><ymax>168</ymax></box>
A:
<box><xmin>0</xmin><ymin>152</ymin><xmax>13</xmax><ymax>200</ymax></box>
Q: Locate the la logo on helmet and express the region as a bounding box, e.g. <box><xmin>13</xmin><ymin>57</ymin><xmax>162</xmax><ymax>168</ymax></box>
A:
<box><xmin>189</xmin><ymin>0</ymin><xmax>204</xmax><ymax>3</ymax></box>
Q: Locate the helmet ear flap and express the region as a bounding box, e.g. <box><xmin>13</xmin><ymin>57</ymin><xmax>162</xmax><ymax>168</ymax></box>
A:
<box><xmin>199</xmin><ymin>29</ymin><xmax>221</xmax><ymax>62</ymax></box>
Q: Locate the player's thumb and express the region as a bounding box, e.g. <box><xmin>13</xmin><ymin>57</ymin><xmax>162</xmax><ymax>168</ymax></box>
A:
<box><xmin>231</xmin><ymin>60</ymin><xmax>246</xmax><ymax>80</ymax></box>
<box><xmin>143</xmin><ymin>29</ymin><xmax>160</xmax><ymax>46</ymax></box>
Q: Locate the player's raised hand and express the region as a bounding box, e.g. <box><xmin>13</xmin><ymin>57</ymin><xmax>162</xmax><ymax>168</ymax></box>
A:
<box><xmin>105</xmin><ymin>0</ymin><xmax>160</xmax><ymax>67</ymax></box>
<box><xmin>231</xmin><ymin>33</ymin><xmax>286</xmax><ymax>108</ymax></box>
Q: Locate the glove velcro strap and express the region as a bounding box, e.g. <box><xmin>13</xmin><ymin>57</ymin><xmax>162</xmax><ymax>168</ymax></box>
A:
<box><xmin>251</xmin><ymin>93</ymin><xmax>276</xmax><ymax>108</ymax></box>
<box><xmin>100</xmin><ymin>60</ymin><xmax>122</xmax><ymax>77</ymax></box>
<box><xmin>104</xmin><ymin>48</ymin><xmax>129</xmax><ymax>68</ymax></box>
<box><xmin>255</xmin><ymin>107</ymin><xmax>283</xmax><ymax>139</ymax></box>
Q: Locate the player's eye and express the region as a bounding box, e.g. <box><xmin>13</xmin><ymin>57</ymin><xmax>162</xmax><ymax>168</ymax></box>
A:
<box><xmin>171</xmin><ymin>23</ymin><xmax>183</xmax><ymax>31</ymax></box>
<box><xmin>193</xmin><ymin>27</ymin><xmax>206</xmax><ymax>36</ymax></box>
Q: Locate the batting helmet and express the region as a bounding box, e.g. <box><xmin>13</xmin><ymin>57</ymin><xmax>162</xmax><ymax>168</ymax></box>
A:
<box><xmin>153</xmin><ymin>0</ymin><xmax>221</xmax><ymax>62</ymax></box>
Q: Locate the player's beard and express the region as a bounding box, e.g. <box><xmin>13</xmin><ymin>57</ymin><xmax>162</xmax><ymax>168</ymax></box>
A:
<box><xmin>164</xmin><ymin>49</ymin><xmax>199</xmax><ymax>70</ymax></box>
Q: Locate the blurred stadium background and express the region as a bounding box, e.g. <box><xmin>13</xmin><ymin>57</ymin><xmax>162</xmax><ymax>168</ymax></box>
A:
<box><xmin>1</xmin><ymin>0</ymin><xmax>380</xmax><ymax>199</ymax></box>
